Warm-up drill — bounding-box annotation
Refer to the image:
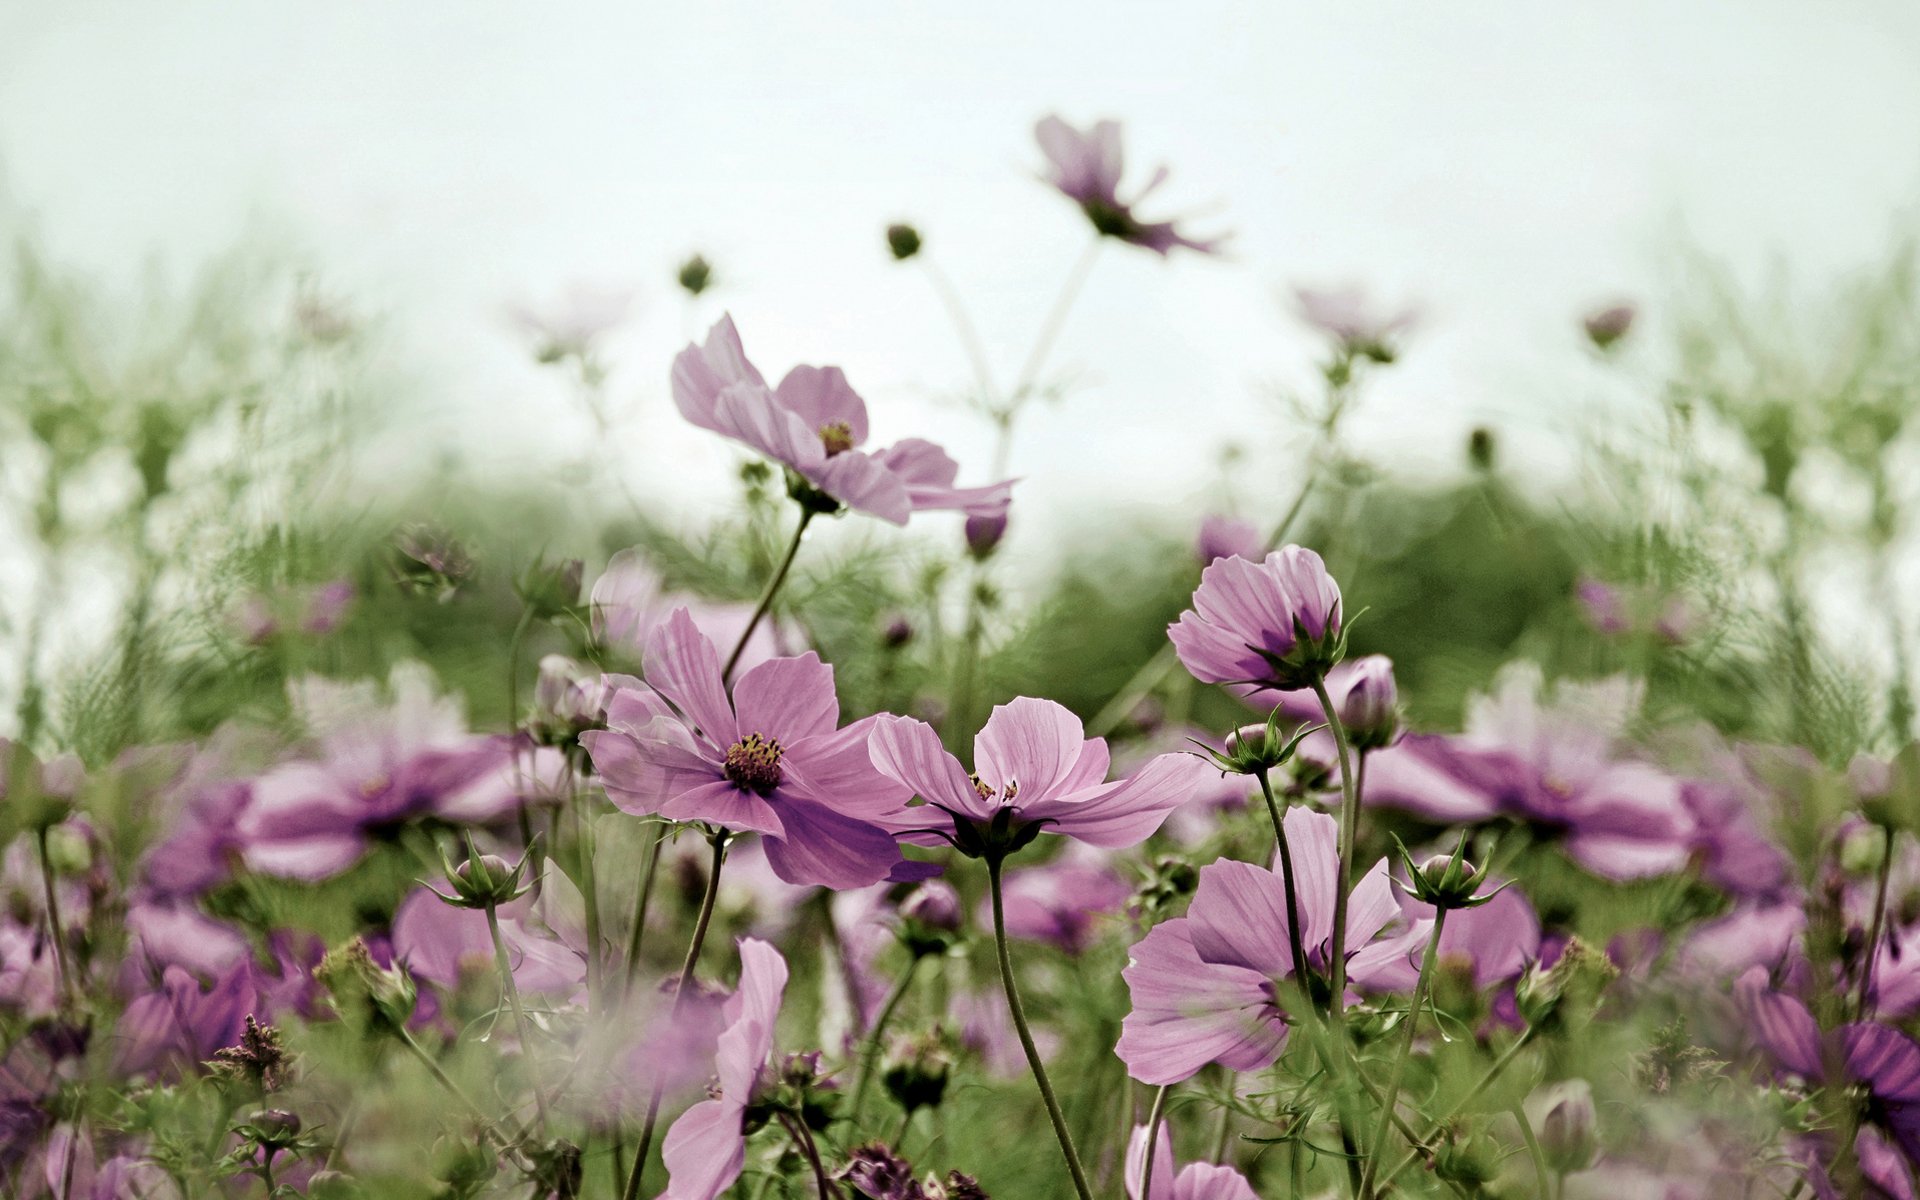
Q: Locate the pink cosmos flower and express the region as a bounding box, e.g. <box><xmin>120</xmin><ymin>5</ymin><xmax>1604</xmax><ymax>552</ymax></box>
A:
<box><xmin>590</xmin><ymin>549</ymin><xmax>784</xmax><ymax>671</ymax></box>
<box><xmin>581</xmin><ymin>608</ymin><xmax>931</xmax><ymax>888</ymax></box>
<box><xmin>987</xmin><ymin>850</ymin><xmax>1133</xmax><ymax>954</ymax></box>
<box><xmin>1195</xmin><ymin>515</ymin><xmax>1261</xmax><ymax>565</ymax></box>
<box><xmin>867</xmin><ymin>697</ymin><xmax>1214</xmax><ymax>856</ymax></box>
<box><xmin>658</xmin><ymin>938</ymin><xmax>787</xmax><ymax>1200</ymax></box>
<box><xmin>1125</xmin><ymin>1121</ymin><xmax>1258</xmax><ymax>1200</ymax></box>
<box><xmin>1170</xmin><ymin>546</ymin><xmax>1345</xmax><ymax>691</ymax></box>
<box><xmin>389</xmin><ymin>873</ymin><xmax>586</xmax><ymax>1003</ymax></box>
<box><xmin>236</xmin><ymin>666</ymin><xmax>552</xmax><ymax>881</ymax></box>
<box><xmin>1034</xmin><ymin>116</ymin><xmax>1226</xmax><ymax>256</ymax></box>
<box><xmin>672</xmin><ymin>316</ymin><xmax>1013</xmax><ymax>526</ymax></box>
<box><xmin>1292</xmin><ymin>284</ymin><xmax>1420</xmax><ymax>361</ymax></box>
<box><xmin>1116</xmin><ymin>807</ymin><xmax>1413</xmax><ymax>1086</ymax></box>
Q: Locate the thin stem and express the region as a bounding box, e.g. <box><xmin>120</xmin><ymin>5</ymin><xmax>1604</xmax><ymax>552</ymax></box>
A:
<box><xmin>622</xmin><ymin>829</ymin><xmax>730</xmax><ymax>1200</ymax></box>
<box><xmin>570</xmin><ymin>766</ymin><xmax>602</xmax><ymax>1011</ymax></box>
<box><xmin>506</xmin><ymin>604</ymin><xmax>539</xmax><ymax>871</ymax></box>
<box><xmin>1256</xmin><ymin>769</ymin><xmax>1314</xmax><ymax>993</ymax></box>
<box><xmin>394</xmin><ymin>1026</ymin><xmax>510</xmax><ymax>1144</ymax></box>
<box><xmin>1310</xmin><ymin>678</ymin><xmax>1363</xmax><ymax>1022</ymax></box>
<box><xmin>34</xmin><ymin>827</ymin><xmax>74</xmax><ymax>1005</ymax></box>
<box><xmin>1510</xmin><ymin>1101</ymin><xmax>1553</xmax><ymax>1200</ymax></box>
<box><xmin>1857</xmin><ymin>824</ymin><xmax>1897</xmax><ymax>1021</ymax></box>
<box><xmin>851</xmin><ymin>955</ymin><xmax>921</xmax><ymax>1123</ymax></box>
<box><xmin>1141</xmin><ymin>1084</ymin><xmax>1170</xmax><ymax>1200</ymax></box>
<box><xmin>485</xmin><ymin>903</ymin><xmax>550</xmax><ymax>1133</ymax></box>
<box><xmin>918</xmin><ymin>258</ymin><xmax>1002</xmax><ymax>405</ymax></box>
<box><xmin>987</xmin><ymin>855</ymin><xmax>1094</xmax><ymax>1200</ymax></box>
<box><xmin>1360</xmin><ymin>909</ymin><xmax>1448</xmax><ymax>1197</ymax></box>
<box><xmin>780</xmin><ymin>1114</ymin><xmax>835</xmax><ymax>1200</ymax></box>
<box><xmin>622</xmin><ymin>825</ymin><xmax>668</xmax><ymax>995</ymax></box>
<box><xmin>724</xmin><ymin>510</ymin><xmax>812</xmax><ymax>682</ymax></box>
<box><xmin>996</xmin><ymin>239</ymin><xmax>1103</xmax><ymax>477</ymax></box>
<box><xmin>1380</xmin><ymin>1028</ymin><xmax>1536</xmax><ymax>1186</ymax></box>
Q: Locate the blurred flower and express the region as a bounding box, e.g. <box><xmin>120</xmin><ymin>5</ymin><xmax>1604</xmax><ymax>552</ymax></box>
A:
<box><xmin>507</xmin><ymin>282</ymin><xmax>633</xmax><ymax>363</ymax></box>
<box><xmin>390</xmin><ymin>878</ymin><xmax>584</xmax><ymax>1003</ymax></box>
<box><xmin>964</xmin><ymin>510</ymin><xmax>1007</xmax><ymax>559</ymax></box>
<box><xmin>657</xmin><ymin>938</ymin><xmax>786</xmax><ymax>1200</ymax></box>
<box><xmin>1117</xmin><ymin>807</ymin><xmax>1414</xmax><ymax>1084</ymax></box>
<box><xmin>1194</xmin><ymin>514</ymin><xmax>1260</xmax><ymax>565</ymax></box>
<box><xmin>1292</xmin><ymin>284</ymin><xmax>1420</xmax><ymax>363</ymax></box>
<box><xmin>392</xmin><ymin>525</ymin><xmax>472</xmax><ymax>600</ymax></box>
<box><xmin>868</xmin><ymin>697</ymin><xmax>1214</xmax><ymax>856</ymax></box>
<box><xmin>1529</xmin><ymin>1080</ymin><xmax>1599</xmax><ymax>1173</ymax></box>
<box><xmin>589</xmin><ymin>548</ymin><xmax>785</xmax><ymax>670</ymax></box>
<box><xmin>1125</xmin><ymin>1119</ymin><xmax>1257</xmax><ymax>1200</ymax></box>
<box><xmin>1033</xmin><ymin>116</ymin><xmax>1225</xmax><ymax>256</ymax></box>
<box><xmin>1170</xmin><ymin>545</ymin><xmax>1345</xmax><ymax>691</ymax></box>
<box><xmin>1583</xmin><ymin>302</ymin><xmax>1637</xmax><ymax>350</ymax></box>
<box><xmin>582</xmin><ymin>609</ymin><xmax>929</xmax><ymax>888</ymax></box>
<box><xmin>985</xmin><ymin>852</ymin><xmax>1131</xmax><ymax>954</ymax></box>
<box><xmin>672</xmin><ymin>316</ymin><xmax>1013</xmax><ymax>525</ymax></box>
<box><xmin>677</xmin><ymin>254</ymin><xmax>714</xmax><ymax>297</ymax></box>
<box><xmin>114</xmin><ymin>961</ymin><xmax>259</xmax><ymax>1078</ymax></box>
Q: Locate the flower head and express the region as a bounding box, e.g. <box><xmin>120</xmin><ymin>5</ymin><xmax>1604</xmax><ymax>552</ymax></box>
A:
<box><xmin>868</xmin><ymin>697</ymin><xmax>1212</xmax><ymax>860</ymax></box>
<box><xmin>1170</xmin><ymin>546</ymin><xmax>1346</xmax><ymax>691</ymax></box>
<box><xmin>1125</xmin><ymin>1119</ymin><xmax>1257</xmax><ymax>1200</ymax></box>
<box><xmin>672</xmin><ymin>316</ymin><xmax>1012</xmax><ymax>526</ymax></box>
<box><xmin>1292</xmin><ymin>284</ymin><xmax>1420</xmax><ymax>363</ymax></box>
<box><xmin>582</xmin><ymin>609</ymin><xmax>931</xmax><ymax>888</ymax></box>
<box><xmin>1034</xmin><ymin>116</ymin><xmax>1226</xmax><ymax>256</ymax></box>
<box><xmin>658</xmin><ymin>939</ymin><xmax>787</xmax><ymax>1200</ymax></box>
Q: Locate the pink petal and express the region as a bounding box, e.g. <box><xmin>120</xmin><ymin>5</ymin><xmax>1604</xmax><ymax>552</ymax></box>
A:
<box><xmin>1024</xmin><ymin>751</ymin><xmax>1211</xmax><ymax>849</ymax></box>
<box><xmin>1186</xmin><ymin>860</ymin><xmax>1297</xmax><ymax>979</ymax></box>
<box><xmin>760</xmin><ymin>795</ymin><xmax>906</xmax><ymax>889</ymax></box>
<box><xmin>1125</xmin><ymin>1122</ymin><xmax>1177</xmax><ymax>1200</ymax></box>
<box><xmin>731</xmin><ymin>653</ymin><xmax>839</xmax><ymax>744</ymax></box>
<box><xmin>868</xmin><ymin>715</ymin><xmax>991</xmax><ymax>820</ymax></box>
<box><xmin>1116</xmin><ymin>921</ymin><xmax>1286</xmax><ymax>1086</ymax></box>
<box><xmin>658</xmin><ymin>1098</ymin><xmax>747</xmax><ymax>1200</ymax></box>
<box><xmin>644</xmin><ymin>609</ymin><xmax>738</xmax><ymax>749</ymax></box>
<box><xmin>975</xmin><ymin>697</ymin><xmax>1098</xmax><ymax>801</ymax></box>
<box><xmin>772</xmin><ymin>364</ymin><xmax>869</xmax><ymax>446</ymax></box>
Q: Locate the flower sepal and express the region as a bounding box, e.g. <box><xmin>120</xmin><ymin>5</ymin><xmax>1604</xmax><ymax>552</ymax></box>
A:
<box><xmin>1393</xmin><ymin>832</ymin><xmax>1508</xmax><ymax>911</ymax></box>
<box><xmin>424</xmin><ymin>836</ymin><xmax>540</xmax><ymax>911</ymax></box>
<box><xmin>1204</xmin><ymin>708</ymin><xmax>1320</xmax><ymax>776</ymax></box>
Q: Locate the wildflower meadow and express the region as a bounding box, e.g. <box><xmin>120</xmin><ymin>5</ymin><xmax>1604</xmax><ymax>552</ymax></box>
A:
<box><xmin>5</xmin><ymin>109</ymin><xmax>1920</xmax><ymax>1200</ymax></box>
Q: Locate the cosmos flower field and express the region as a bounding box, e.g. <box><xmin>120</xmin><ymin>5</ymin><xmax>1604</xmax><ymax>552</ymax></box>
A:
<box><xmin>4</xmin><ymin>115</ymin><xmax>1919</xmax><ymax>1200</ymax></box>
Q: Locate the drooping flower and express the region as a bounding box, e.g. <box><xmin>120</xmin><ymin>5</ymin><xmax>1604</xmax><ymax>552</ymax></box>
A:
<box><xmin>658</xmin><ymin>938</ymin><xmax>788</xmax><ymax>1200</ymax></box>
<box><xmin>1124</xmin><ymin>1120</ymin><xmax>1258</xmax><ymax>1200</ymax></box>
<box><xmin>1033</xmin><ymin>116</ymin><xmax>1226</xmax><ymax>256</ymax></box>
<box><xmin>1170</xmin><ymin>546</ymin><xmax>1345</xmax><ymax>691</ymax></box>
<box><xmin>671</xmin><ymin>316</ymin><xmax>1012</xmax><ymax>526</ymax></box>
<box><xmin>589</xmin><ymin>549</ymin><xmax>784</xmax><ymax>671</ymax></box>
<box><xmin>867</xmin><ymin>697</ymin><xmax>1213</xmax><ymax>858</ymax></box>
<box><xmin>1116</xmin><ymin>808</ymin><xmax>1413</xmax><ymax>1085</ymax></box>
<box><xmin>581</xmin><ymin>608</ymin><xmax>931</xmax><ymax>888</ymax></box>
<box><xmin>235</xmin><ymin>665</ymin><xmax>554</xmax><ymax>881</ymax></box>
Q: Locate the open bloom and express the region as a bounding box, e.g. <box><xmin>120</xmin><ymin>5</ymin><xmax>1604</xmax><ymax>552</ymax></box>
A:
<box><xmin>1170</xmin><ymin>546</ymin><xmax>1344</xmax><ymax>691</ymax></box>
<box><xmin>1116</xmin><ymin>807</ymin><xmax>1413</xmax><ymax>1085</ymax></box>
<box><xmin>672</xmin><ymin>316</ymin><xmax>1012</xmax><ymax>526</ymax></box>
<box><xmin>1125</xmin><ymin>1120</ymin><xmax>1258</xmax><ymax>1200</ymax></box>
<box><xmin>1292</xmin><ymin>284</ymin><xmax>1420</xmax><ymax>362</ymax></box>
<box><xmin>867</xmin><ymin>697</ymin><xmax>1214</xmax><ymax>856</ymax></box>
<box><xmin>659</xmin><ymin>938</ymin><xmax>787</xmax><ymax>1200</ymax></box>
<box><xmin>582</xmin><ymin>608</ymin><xmax>930</xmax><ymax>888</ymax></box>
<box><xmin>1035</xmin><ymin>116</ymin><xmax>1226</xmax><ymax>256</ymax></box>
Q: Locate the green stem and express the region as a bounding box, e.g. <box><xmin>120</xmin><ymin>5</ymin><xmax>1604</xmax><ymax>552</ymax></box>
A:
<box><xmin>1380</xmin><ymin>1028</ymin><xmax>1536</xmax><ymax>1186</ymax></box>
<box><xmin>394</xmin><ymin>1026</ymin><xmax>510</xmax><ymax>1144</ymax></box>
<box><xmin>851</xmin><ymin>955</ymin><xmax>921</xmax><ymax>1123</ymax></box>
<box><xmin>1141</xmin><ymin>1084</ymin><xmax>1170</xmax><ymax>1200</ymax></box>
<box><xmin>622</xmin><ymin>825</ymin><xmax>668</xmax><ymax>995</ymax></box>
<box><xmin>34</xmin><ymin>827</ymin><xmax>74</xmax><ymax>1006</ymax></box>
<box><xmin>987</xmin><ymin>855</ymin><xmax>1094</xmax><ymax>1200</ymax></box>
<box><xmin>1360</xmin><ymin>909</ymin><xmax>1448</xmax><ymax>1197</ymax></box>
<box><xmin>1256</xmin><ymin>769</ymin><xmax>1314</xmax><ymax>993</ymax></box>
<box><xmin>1857</xmin><ymin>824</ymin><xmax>1896</xmax><ymax>1021</ymax></box>
<box><xmin>1310</xmin><ymin>678</ymin><xmax>1363</xmax><ymax>1022</ymax></box>
<box><xmin>622</xmin><ymin>829</ymin><xmax>730</xmax><ymax>1200</ymax></box>
<box><xmin>485</xmin><ymin>902</ymin><xmax>549</xmax><ymax>1133</ymax></box>
<box><xmin>1510</xmin><ymin>1100</ymin><xmax>1553</xmax><ymax>1200</ymax></box>
<box><xmin>998</xmin><ymin>239</ymin><xmax>1102</xmax><ymax>477</ymax></box>
<box><xmin>780</xmin><ymin>1114</ymin><xmax>834</xmax><ymax>1200</ymax></box>
<box><xmin>724</xmin><ymin>510</ymin><xmax>812</xmax><ymax>683</ymax></box>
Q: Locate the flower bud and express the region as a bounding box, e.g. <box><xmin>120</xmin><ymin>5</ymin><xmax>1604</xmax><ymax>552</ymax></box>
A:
<box><xmin>840</xmin><ymin>1143</ymin><xmax>917</xmax><ymax>1200</ymax></box>
<box><xmin>1432</xmin><ymin>1125</ymin><xmax>1501</xmax><ymax>1186</ymax></box>
<box><xmin>1467</xmin><ymin>426</ymin><xmax>1497</xmax><ymax>472</ymax></box>
<box><xmin>1209</xmin><ymin>713</ymin><xmax>1316</xmax><ymax>778</ymax></box>
<box><xmin>316</xmin><ymin>937</ymin><xmax>417</xmax><ymax>1030</ymax></box>
<box><xmin>964</xmin><ymin>511</ymin><xmax>1007</xmax><ymax>560</ymax></box>
<box><xmin>882</xmin><ymin>1029</ymin><xmax>955</xmax><ymax>1114</ymax></box>
<box><xmin>1517</xmin><ymin>937</ymin><xmax>1617</xmax><ymax>1031</ymax></box>
<box><xmin>516</xmin><ymin>556</ymin><xmax>584</xmax><ymax>620</ymax></box>
<box><xmin>1583</xmin><ymin>302</ymin><xmax>1636</xmax><ymax>351</ymax></box>
<box><xmin>897</xmin><ymin>881</ymin><xmax>962</xmax><ymax>935</ymax></box>
<box><xmin>886</xmin><ymin>223</ymin><xmax>923</xmax><ymax>261</ymax></box>
<box><xmin>677</xmin><ymin>254</ymin><xmax>714</xmax><ymax>297</ymax></box>
<box><xmin>433</xmin><ymin>839</ymin><xmax>538</xmax><ymax>910</ymax></box>
<box><xmin>393</xmin><ymin>525</ymin><xmax>472</xmax><ymax>602</ymax></box>
<box><xmin>923</xmin><ymin>1171</ymin><xmax>989</xmax><ymax>1200</ymax></box>
<box><xmin>881</xmin><ymin>614</ymin><xmax>915</xmax><ymax>649</ymax></box>
<box><xmin>1337</xmin><ymin>656</ymin><xmax>1398</xmax><ymax>750</ymax></box>
<box><xmin>530</xmin><ymin>656</ymin><xmax>609</xmax><ymax>746</ymax></box>
<box><xmin>244</xmin><ymin>1109</ymin><xmax>302</xmax><ymax>1149</ymax></box>
<box><xmin>1532</xmin><ymin>1079</ymin><xmax>1598</xmax><ymax>1173</ymax></box>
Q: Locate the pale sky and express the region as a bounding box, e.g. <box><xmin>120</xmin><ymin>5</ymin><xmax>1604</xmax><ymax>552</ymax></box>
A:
<box><xmin>4</xmin><ymin>0</ymin><xmax>1919</xmax><ymax>558</ymax></box>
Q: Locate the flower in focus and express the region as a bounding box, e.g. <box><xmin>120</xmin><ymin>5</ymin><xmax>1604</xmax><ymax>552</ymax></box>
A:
<box><xmin>582</xmin><ymin>608</ymin><xmax>931</xmax><ymax>888</ymax></box>
<box><xmin>1124</xmin><ymin>1119</ymin><xmax>1257</xmax><ymax>1200</ymax></box>
<box><xmin>1292</xmin><ymin>283</ymin><xmax>1420</xmax><ymax>364</ymax></box>
<box><xmin>1169</xmin><ymin>546</ymin><xmax>1345</xmax><ymax>691</ymax></box>
<box><xmin>658</xmin><ymin>938</ymin><xmax>787</xmax><ymax>1200</ymax></box>
<box><xmin>1116</xmin><ymin>807</ymin><xmax>1414</xmax><ymax>1084</ymax></box>
<box><xmin>1033</xmin><ymin>116</ymin><xmax>1226</xmax><ymax>256</ymax></box>
<box><xmin>868</xmin><ymin>697</ymin><xmax>1213</xmax><ymax>858</ymax></box>
<box><xmin>671</xmin><ymin>316</ymin><xmax>1013</xmax><ymax>526</ymax></box>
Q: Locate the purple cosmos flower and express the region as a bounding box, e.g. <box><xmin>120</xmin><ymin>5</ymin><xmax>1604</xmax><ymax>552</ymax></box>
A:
<box><xmin>1169</xmin><ymin>546</ymin><xmax>1345</xmax><ymax>691</ymax></box>
<box><xmin>590</xmin><ymin>548</ymin><xmax>784</xmax><ymax>671</ymax></box>
<box><xmin>1362</xmin><ymin>665</ymin><xmax>1696</xmax><ymax>880</ymax></box>
<box><xmin>1737</xmin><ymin>968</ymin><xmax>1920</xmax><ymax>1196</ymax></box>
<box><xmin>582</xmin><ymin>608</ymin><xmax>929</xmax><ymax>888</ymax></box>
<box><xmin>389</xmin><ymin>878</ymin><xmax>586</xmax><ymax>1003</ymax></box>
<box><xmin>114</xmin><ymin>962</ymin><xmax>259</xmax><ymax>1078</ymax></box>
<box><xmin>1195</xmin><ymin>515</ymin><xmax>1261</xmax><ymax>565</ymax></box>
<box><xmin>236</xmin><ymin>666</ymin><xmax>546</xmax><ymax>881</ymax></box>
<box><xmin>1116</xmin><ymin>807</ymin><xmax>1412</xmax><ymax>1085</ymax></box>
<box><xmin>1125</xmin><ymin>1121</ymin><xmax>1257</xmax><ymax>1200</ymax></box>
<box><xmin>1034</xmin><ymin>116</ymin><xmax>1226</xmax><ymax>256</ymax></box>
<box><xmin>986</xmin><ymin>852</ymin><xmax>1133</xmax><ymax>955</ymax></box>
<box><xmin>658</xmin><ymin>938</ymin><xmax>787</xmax><ymax>1200</ymax></box>
<box><xmin>867</xmin><ymin>697</ymin><xmax>1214</xmax><ymax>857</ymax></box>
<box><xmin>672</xmin><ymin>316</ymin><xmax>1013</xmax><ymax>526</ymax></box>
<box><xmin>1292</xmin><ymin>284</ymin><xmax>1420</xmax><ymax>362</ymax></box>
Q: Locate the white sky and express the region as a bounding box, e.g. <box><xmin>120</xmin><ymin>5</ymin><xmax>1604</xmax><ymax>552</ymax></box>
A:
<box><xmin>4</xmin><ymin>0</ymin><xmax>1920</xmax><ymax>559</ymax></box>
